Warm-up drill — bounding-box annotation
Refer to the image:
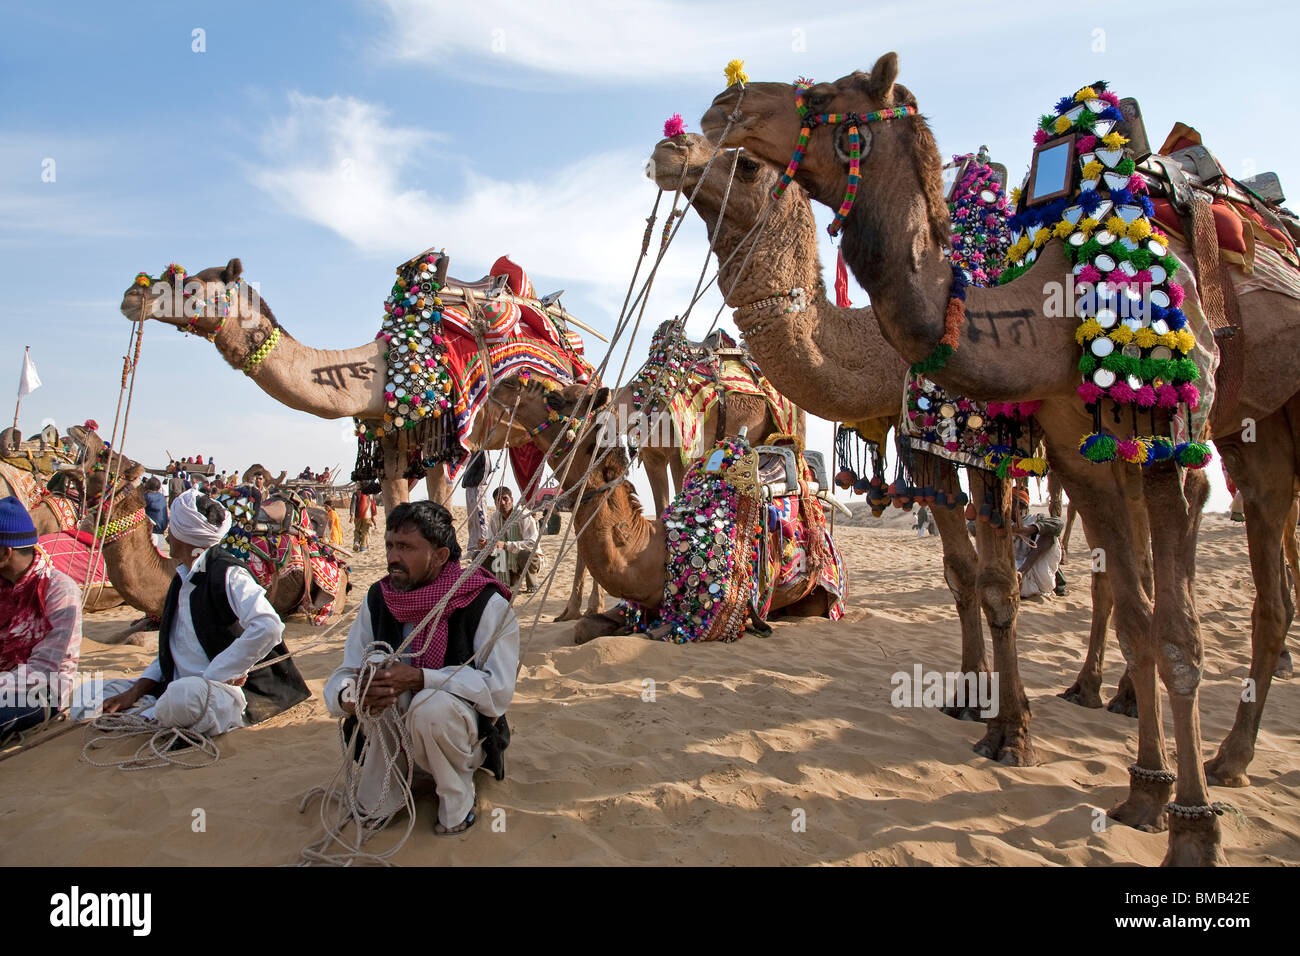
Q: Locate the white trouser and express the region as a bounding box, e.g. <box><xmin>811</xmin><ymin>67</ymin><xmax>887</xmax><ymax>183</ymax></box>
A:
<box><xmin>73</xmin><ymin>676</ymin><xmax>248</xmax><ymax>735</ymax></box>
<box><xmin>465</xmin><ymin>486</ymin><xmax>489</xmax><ymax>553</ymax></box>
<box><xmin>1019</xmin><ymin>541</ymin><xmax>1062</xmax><ymax>598</ymax></box>
<box><xmin>355</xmin><ymin>689</ymin><xmax>483</xmax><ymax>829</ymax></box>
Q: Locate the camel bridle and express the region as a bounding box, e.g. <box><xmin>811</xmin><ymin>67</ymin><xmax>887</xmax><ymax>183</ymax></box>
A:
<box><xmin>772</xmin><ymin>80</ymin><xmax>918</xmax><ymax>237</ymax></box>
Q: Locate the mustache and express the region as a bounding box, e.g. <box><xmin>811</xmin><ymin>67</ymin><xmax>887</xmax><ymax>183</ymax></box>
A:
<box><xmin>388</xmin><ymin>564</ymin><xmax>408</xmax><ymax>574</ymax></box>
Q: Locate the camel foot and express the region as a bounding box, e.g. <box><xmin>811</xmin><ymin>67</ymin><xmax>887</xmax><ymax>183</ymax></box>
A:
<box><xmin>1058</xmin><ymin>677</ymin><xmax>1104</xmax><ymax>709</ymax></box>
<box><xmin>1109</xmin><ymin>775</ymin><xmax>1172</xmax><ymax>832</ymax></box>
<box><xmin>554</xmin><ymin>604</ymin><xmax>583</xmax><ymax>623</ymax></box>
<box><xmin>1274</xmin><ymin>647</ymin><xmax>1293</xmax><ymax>680</ymax></box>
<box><xmin>939</xmin><ymin>704</ymin><xmax>986</xmax><ymax>722</ymax></box>
<box><xmin>1162</xmin><ymin>813</ymin><xmax>1226</xmax><ymax>867</ymax></box>
<box><xmin>1106</xmin><ymin>678</ymin><xmax>1139</xmax><ymax>719</ymax></box>
<box><xmin>572</xmin><ymin>610</ymin><xmax>624</xmax><ymax>645</ymax></box>
<box><xmin>972</xmin><ymin>720</ymin><xmax>1038</xmax><ymax>766</ymax></box>
<box><xmin>1203</xmin><ymin>751</ymin><xmax>1252</xmax><ymax>789</ymax></box>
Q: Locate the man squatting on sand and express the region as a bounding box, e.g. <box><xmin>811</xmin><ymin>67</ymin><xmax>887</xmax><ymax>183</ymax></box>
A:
<box><xmin>81</xmin><ymin>489</ymin><xmax>309</xmax><ymax>732</ymax></box>
<box><xmin>0</xmin><ymin>497</ymin><xmax>83</xmax><ymax>742</ymax></box>
<box><xmin>325</xmin><ymin>501</ymin><xmax>519</xmax><ymax>835</ymax></box>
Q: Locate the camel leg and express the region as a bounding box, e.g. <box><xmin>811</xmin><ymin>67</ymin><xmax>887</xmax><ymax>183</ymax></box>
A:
<box><xmin>556</xmin><ymin>549</ymin><xmax>589</xmax><ymax>622</ymax></box>
<box><xmin>1060</xmin><ymin>503</ymin><xmax>1077</xmax><ymax>563</ymax></box>
<box><xmin>424</xmin><ymin>466</ymin><xmax>453</xmax><ymax>508</ymax></box>
<box><xmin>1140</xmin><ymin>462</ymin><xmax>1223</xmax><ymax>865</ymax></box>
<box><xmin>585</xmin><ymin>571</ymin><xmax>604</xmax><ymax>615</ymax></box>
<box><xmin>1059</xmin><ymin>507</ymin><xmax>1111</xmax><ymax>709</ymax></box>
<box><xmin>668</xmin><ymin>455</ymin><xmax>685</xmax><ymax>500</ymax></box>
<box><xmin>930</xmin><ymin>494</ymin><xmax>989</xmax><ymax>721</ymax></box>
<box><xmin>1105</xmin><ymin>476</ymin><xmax>1153</xmax><ymax>717</ymax></box>
<box><xmin>967</xmin><ymin>470</ymin><xmax>1036</xmax><ymax>766</ymax></box>
<box><xmin>644</xmin><ymin>454</ymin><xmax>674</xmax><ymax>518</ymax></box>
<box><xmin>1280</xmin><ymin>491</ymin><xmax>1299</xmax><ymax>679</ymax></box>
<box><xmin>574</xmin><ymin>608</ymin><xmax>627</xmax><ymax>645</ymax></box>
<box><xmin>1205</xmin><ymin>421</ymin><xmax>1295</xmax><ymax>787</ymax></box>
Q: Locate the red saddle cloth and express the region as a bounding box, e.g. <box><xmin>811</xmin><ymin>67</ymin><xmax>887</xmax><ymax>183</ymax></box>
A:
<box><xmin>38</xmin><ymin>530</ymin><xmax>109</xmax><ymax>588</ymax></box>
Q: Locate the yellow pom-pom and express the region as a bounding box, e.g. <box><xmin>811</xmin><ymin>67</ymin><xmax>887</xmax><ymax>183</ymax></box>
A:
<box><xmin>1074</xmin><ymin>86</ymin><xmax>1098</xmax><ymax>103</ymax></box>
<box><xmin>1101</xmin><ymin>132</ymin><xmax>1128</xmax><ymax>149</ymax></box>
<box><xmin>1175</xmin><ymin>329</ymin><xmax>1196</xmax><ymax>353</ymax></box>
<box><xmin>1054</xmin><ymin>115</ymin><xmax>1073</xmax><ymax>135</ymax></box>
<box><xmin>1081</xmin><ymin>160</ymin><xmax>1103</xmax><ymax>181</ymax></box>
<box><xmin>1134</xmin><ymin>327</ymin><xmax>1158</xmax><ymax>349</ymax></box>
<box><xmin>724</xmin><ymin>59</ymin><xmax>748</xmax><ymax>87</ymax></box>
<box><xmin>1009</xmin><ymin>186</ymin><xmax>1021</xmax><ymax>207</ymax></box>
<box><xmin>1109</xmin><ymin>325</ymin><xmax>1134</xmax><ymax>345</ymax></box>
<box><xmin>1077</xmin><ymin>217</ymin><xmax>1099</xmax><ymax>235</ymax></box>
<box><xmin>1075</xmin><ymin>318</ymin><xmax>1104</xmax><ymax>345</ymax></box>
<box><xmin>1127</xmin><ymin>218</ymin><xmax>1152</xmax><ymax>241</ymax></box>
<box><xmin>1007</xmin><ymin>237</ymin><xmax>1031</xmax><ymax>262</ymax></box>
<box><xmin>1054</xmin><ymin>220</ymin><xmax>1075</xmax><ymax>239</ymax></box>
<box><xmin>1033</xmin><ymin>228</ymin><xmax>1051</xmax><ymax>249</ymax></box>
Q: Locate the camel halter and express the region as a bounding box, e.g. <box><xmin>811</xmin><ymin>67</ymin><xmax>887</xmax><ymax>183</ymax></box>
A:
<box><xmin>772</xmin><ymin>79</ymin><xmax>918</xmax><ymax>237</ymax></box>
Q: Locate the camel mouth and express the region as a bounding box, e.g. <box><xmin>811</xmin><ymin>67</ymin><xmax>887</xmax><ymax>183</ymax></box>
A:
<box><xmin>647</xmin><ymin>143</ymin><xmax>689</xmax><ymax>188</ymax></box>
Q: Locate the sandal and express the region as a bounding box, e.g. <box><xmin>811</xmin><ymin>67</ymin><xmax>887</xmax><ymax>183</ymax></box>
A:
<box><xmin>434</xmin><ymin>809</ymin><xmax>476</xmax><ymax>836</ymax></box>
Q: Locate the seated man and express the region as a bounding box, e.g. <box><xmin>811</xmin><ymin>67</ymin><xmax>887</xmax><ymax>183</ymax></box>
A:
<box><xmin>0</xmin><ymin>497</ymin><xmax>82</xmax><ymax>742</ymax></box>
<box><xmin>83</xmin><ymin>489</ymin><xmax>309</xmax><ymax>733</ymax></box>
<box><xmin>324</xmin><ymin>501</ymin><xmax>518</xmax><ymax>835</ymax></box>
<box><xmin>482</xmin><ymin>487</ymin><xmax>541</xmax><ymax>593</ymax></box>
<box><xmin>1012</xmin><ymin>487</ymin><xmax>1065</xmax><ymax>599</ymax></box>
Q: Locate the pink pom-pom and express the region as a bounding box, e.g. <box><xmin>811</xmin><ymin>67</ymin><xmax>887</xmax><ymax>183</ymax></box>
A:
<box><xmin>1099</xmin><ymin>91</ymin><xmax>1121</xmax><ymax>107</ymax></box>
<box><xmin>663</xmin><ymin>114</ymin><xmax>686</xmax><ymax>138</ymax></box>
<box><xmin>1156</xmin><ymin>384</ymin><xmax>1180</xmax><ymax>408</ymax></box>
<box><xmin>1168</xmin><ymin>282</ymin><xmax>1185</xmax><ymax>307</ymax></box>
<box><xmin>1018</xmin><ymin>401</ymin><xmax>1042</xmax><ymax>417</ymax></box>
<box><xmin>1110</xmin><ymin>382</ymin><xmax>1137</xmax><ymax>403</ymax></box>
<box><xmin>1135</xmin><ymin>385</ymin><xmax>1157</xmax><ymax>407</ymax></box>
<box><xmin>945</xmin><ymin>441</ymin><xmax>959</xmax><ymax>452</ymax></box>
<box><xmin>1178</xmin><ymin>383</ymin><xmax>1201</xmax><ymax>408</ymax></box>
<box><xmin>987</xmin><ymin>401</ymin><xmax>1007</xmax><ymax>417</ymax></box>
<box><xmin>1117</xmin><ymin>439</ymin><xmax>1141</xmax><ymax>459</ymax></box>
<box><xmin>1033</xmin><ymin>129</ymin><xmax>1049</xmax><ymax>146</ymax></box>
<box><xmin>1076</xmin><ymin>134</ymin><xmax>1097</xmax><ymax>152</ymax></box>
<box><xmin>1132</xmin><ymin>269</ymin><xmax>1152</xmax><ymax>286</ymax></box>
<box><xmin>1127</xmin><ymin>174</ymin><xmax>1147</xmax><ymax>193</ymax></box>
<box><xmin>1077</xmin><ymin>382</ymin><xmax>1104</xmax><ymax>403</ymax></box>
<box><xmin>1078</xmin><ymin>264</ymin><xmax>1102</xmax><ymax>284</ymax></box>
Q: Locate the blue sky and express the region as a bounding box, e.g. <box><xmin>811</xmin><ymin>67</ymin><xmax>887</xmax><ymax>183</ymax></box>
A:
<box><xmin>4</xmin><ymin>0</ymin><xmax>1296</xmax><ymax>511</ymax></box>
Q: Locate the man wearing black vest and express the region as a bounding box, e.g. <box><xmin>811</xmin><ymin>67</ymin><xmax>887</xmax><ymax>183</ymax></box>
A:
<box><xmin>86</xmin><ymin>489</ymin><xmax>309</xmax><ymax>732</ymax></box>
<box><xmin>324</xmin><ymin>501</ymin><xmax>518</xmax><ymax>835</ymax></box>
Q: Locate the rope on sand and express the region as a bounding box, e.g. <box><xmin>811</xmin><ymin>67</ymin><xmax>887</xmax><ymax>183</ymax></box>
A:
<box><xmin>80</xmin><ymin>680</ymin><xmax>221</xmax><ymax>771</ymax></box>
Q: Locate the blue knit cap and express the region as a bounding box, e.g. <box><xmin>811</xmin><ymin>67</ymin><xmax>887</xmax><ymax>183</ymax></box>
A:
<box><xmin>0</xmin><ymin>496</ymin><xmax>38</xmax><ymax>548</ymax></box>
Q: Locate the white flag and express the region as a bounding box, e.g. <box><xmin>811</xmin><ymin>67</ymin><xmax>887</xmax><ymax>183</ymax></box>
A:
<box><xmin>18</xmin><ymin>351</ymin><xmax>41</xmax><ymax>397</ymax></box>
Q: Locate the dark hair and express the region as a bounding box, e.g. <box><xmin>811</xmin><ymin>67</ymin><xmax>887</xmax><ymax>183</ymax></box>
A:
<box><xmin>387</xmin><ymin>501</ymin><xmax>461</xmax><ymax>562</ymax></box>
<box><xmin>144</xmin><ymin>476</ymin><xmax>161</xmax><ymax>492</ymax></box>
<box><xmin>194</xmin><ymin>494</ymin><xmax>228</xmax><ymax>527</ymax></box>
<box><xmin>492</xmin><ymin>486</ymin><xmax>513</xmax><ymax>501</ymax></box>
<box><xmin>13</xmin><ymin>546</ymin><xmax>34</xmax><ymax>558</ymax></box>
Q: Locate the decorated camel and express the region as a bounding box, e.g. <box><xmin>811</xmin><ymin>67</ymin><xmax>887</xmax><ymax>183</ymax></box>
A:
<box><xmin>82</xmin><ymin>449</ymin><xmax>348</xmax><ymax>628</ymax></box>
<box><xmin>490</xmin><ymin>375</ymin><xmax>844</xmax><ymax>643</ymax></box>
<box><xmin>703</xmin><ymin>55</ymin><xmax>1300</xmax><ymax>865</ymax></box>
<box><xmin>240</xmin><ymin>464</ymin><xmax>288</xmax><ymax>487</ymax></box>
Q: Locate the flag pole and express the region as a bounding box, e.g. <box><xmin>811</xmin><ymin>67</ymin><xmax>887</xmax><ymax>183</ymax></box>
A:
<box><xmin>12</xmin><ymin>346</ymin><xmax>29</xmax><ymax>434</ymax></box>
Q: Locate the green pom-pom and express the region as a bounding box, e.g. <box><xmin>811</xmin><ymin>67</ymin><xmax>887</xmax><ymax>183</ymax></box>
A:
<box><xmin>1160</xmin><ymin>254</ymin><xmax>1180</xmax><ymax>277</ymax></box>
<box><xmin>1175</xmin><ymin>442</ymin><xmax>1212</xmax><ymax>469</ymax></box>
<box><xmin>1079</xmin><ymin>353</ymin><xmax>1098</xmax><ymax>374</ymax></box>
<box><xmin>1126</xmin><ymin>248</ymin><xmax>1152</xmax><ymax>270</ymax></box>
<box><xmin>1039</xmin><ymin>114</ymin><xmax>1056</xmax><ymax>132</ymax></box>
<box><xmin>1117</xmin><ymin>158</ymin><xmax>1136</xmax><ymax>176</ymax></box>
<box><xmin>1079</xmin><ymin>432</ymin><xmax>1117</xmax><ymax>462</ymax></box>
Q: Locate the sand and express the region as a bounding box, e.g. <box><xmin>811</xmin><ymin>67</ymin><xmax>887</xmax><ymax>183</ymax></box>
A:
<box><xmin>0</xmin><ymin>509</ymin><xmax>1296</xmax><ymax>866</ymax></box>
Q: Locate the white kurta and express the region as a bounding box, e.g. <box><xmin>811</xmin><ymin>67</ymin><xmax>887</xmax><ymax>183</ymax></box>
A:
<box><xmin>324</xmin><ymin>590</ymin><xmax>519</xmax><ymax>827</ymax></box>
<box><xmin>74</xmin><ymin>549</ymin><xmax>284</xmax><ymax>733</ymax></box>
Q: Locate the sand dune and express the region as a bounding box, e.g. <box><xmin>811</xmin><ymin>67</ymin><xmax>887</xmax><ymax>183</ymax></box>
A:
<box><xmin>0</xmin><ymin>510</ymin><xmax>1295</xmax><ymax>866</ymax></box>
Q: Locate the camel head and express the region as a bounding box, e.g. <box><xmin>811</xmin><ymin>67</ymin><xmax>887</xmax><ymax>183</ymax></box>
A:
<box><xmin>466</xmin><ymin>374</ymin><xmax>561</xmax><ymax>451</ymax></box>
<box><xmin>699</xmin><ymin>54</ymin><xmax>949</xmax><ymax>252</ymax></box>
<box><xmin>121</xmin><ymin>258</ymin><xmax>261</xmax><ymax>336</ymax></box>
<box><xmin>489</xmin><ymin>376</ymin><xmax>617</xmax><ymax>490</ymax></box>
<box><xmin>240</xmin><ymin>464</ymin><xmax>284</xmax><ymax>487</ymax></box>
<box><xmin>647</xmin><ymin>133</ymin><xmax>778</xmax><ymax>226</ymax></box>
<box><xmin>80</xmin><ymin>449</ymin><xmax>146</xmax><ymax>529</ymax></box>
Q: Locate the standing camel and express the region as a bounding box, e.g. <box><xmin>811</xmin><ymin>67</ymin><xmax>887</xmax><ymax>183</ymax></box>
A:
<box><xmin>702</xmin><ymin>55</ymin><xmax>1300</xmax><ymax>865</ymax></box>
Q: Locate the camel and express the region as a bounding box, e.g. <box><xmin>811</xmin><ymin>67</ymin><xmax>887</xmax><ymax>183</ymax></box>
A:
<box><xmin>489</xmin><ymin>375</ymin><xmax>835</xmax><ymax>643</ymax></box>
<box><xmin>82</xmin><ymin>449</ymin><xmax>349</xmax><ymax>627</ymax></box>
<box><xmin>239</xmin><ymin>464</ymin><xmax>288</xmax><ymax>487</ymax></box>
<box><xmin>703</xmin><ymin>55</ymin><xmax>1300</xmax><ymax>865</ymax></box>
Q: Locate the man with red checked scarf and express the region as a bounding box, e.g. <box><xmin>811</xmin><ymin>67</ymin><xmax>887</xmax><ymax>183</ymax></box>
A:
<box><xmin>324</xmin><ymin>501</ymin><xmax>519</xmax><ymax>835</ymax></box>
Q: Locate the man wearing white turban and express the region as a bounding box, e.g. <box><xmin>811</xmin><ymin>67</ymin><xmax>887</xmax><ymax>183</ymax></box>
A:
<box><xmin>78</xmin><ymin>490</ymin><xmax>310</xmax><ymax>733</ymax></box>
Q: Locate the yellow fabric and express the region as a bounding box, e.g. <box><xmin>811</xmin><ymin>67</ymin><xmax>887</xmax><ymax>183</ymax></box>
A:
<box><xmin>843</xmin><ymin>416</ymin><xmax>893</xmax><ymax>447</ymax></box>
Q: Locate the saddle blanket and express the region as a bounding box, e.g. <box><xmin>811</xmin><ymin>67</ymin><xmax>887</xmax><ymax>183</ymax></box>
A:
<box><xmin>668</xmin><ymin>358</ymin><xmax>800</xmax><ymax>465</ymax></box>
<box><xmin>38</xmin><ymin>530</ymin><xmax>110</xmax><ymax>588</ymax></box>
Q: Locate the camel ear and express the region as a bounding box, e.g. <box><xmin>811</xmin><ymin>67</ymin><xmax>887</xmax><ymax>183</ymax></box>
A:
<box><xmin>124</xmin><ymin>462</ymin><xmax>145</xmax><ymax>482</ymax></box>
<box><xmin>862</xmin><ymin>52</ymin><xmax>899</xmax><ymax>104</ymax></box>
<box><xmin>221</xmin><ymin>258</ymin><xmax>243</xmax><ymax>283</ymax></box>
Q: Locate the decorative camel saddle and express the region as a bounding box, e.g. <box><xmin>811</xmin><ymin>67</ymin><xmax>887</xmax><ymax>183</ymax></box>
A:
<box><xmin>626</xmin><ymin>321</ymin><xmax>800</xmax><ymax>464</ymax></box>
<box><xmin>352</xmin><ymin>249</ymin><xmax>595</xmax><ymax>490</ymax></box>
<box><xmin>216</xmin><ymin>486</ymin><xmax>346</xmax><ymax>626</ymax></box>
<box><xmin>622</xmin><ymin>434</ymin><xmax>846</xmax><ymax>643</ymax></box>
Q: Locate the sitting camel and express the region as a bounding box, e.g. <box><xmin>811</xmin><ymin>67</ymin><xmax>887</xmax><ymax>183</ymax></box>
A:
<box><xmin>489</xmin><ymin>375</ymin><xmax>834</xmax><ymax>643</ymax></box>
<box><xmin>82</xmin><ymin>450</ymin><xmax>349</xmax><ymax>638</ymax></box>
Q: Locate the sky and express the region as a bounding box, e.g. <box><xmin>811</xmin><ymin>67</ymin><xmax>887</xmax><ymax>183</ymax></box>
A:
<box><xmin>4</xmin><ymin>0</ymin><xmax>1297</xmax><ymax>513</ymax></box>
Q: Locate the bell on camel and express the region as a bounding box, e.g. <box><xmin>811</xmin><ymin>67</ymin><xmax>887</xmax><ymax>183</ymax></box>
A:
<box><xmin>964</xmin><ymin>501</ymin><xmax>977</xmax><ymax>521</ymax></box>
<box><xmin>835</xmin><ymin>468</ymin><xmax>856</xmax><ymax>490</ymax></box>
<box><xmin>978</xmin><ymin>500</ymin><xmax>992</xmax><ymax>522</ymax></box>
<box><xmin>919</xmin><ymin>485</ymin><xmax>935</xmax><ymax>504</ymax></box>
<box><xmin>853</xmin><ymin>476</ymin><xmax>872</xmax><ymax>495</ymax></box>
<box><xmin>934</xmin><ymin>489</ymin><xmax>950</xmax><ymax>510</ymax></box>
<box><xmin>955</xmin><ymin>491</ymin><xmax>969</xmax><ymax>508</ymax></box>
